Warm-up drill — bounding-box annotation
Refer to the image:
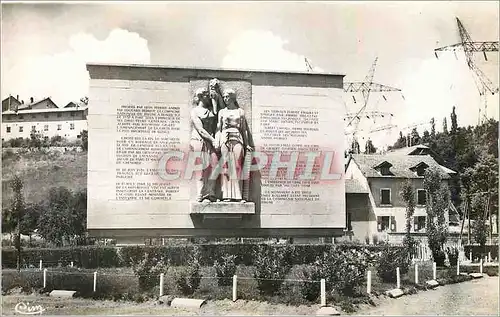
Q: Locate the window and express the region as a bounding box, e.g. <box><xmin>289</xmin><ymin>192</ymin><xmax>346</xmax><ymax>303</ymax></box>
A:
<box><xmin>19</xmin><ymin>115</ymin><xmax>24</xmax><ymax>119</ymax></box>
<box><xmin>70</xmin><ymin>112</ymin><xmax>75</xmax><ymax>117</ymax></box>
<box><xmin>44</xmin><ymin>113</ymin><xmax>49</xmax><ymax>118</ymax></box>
<box><xmin>19</xmin><ymin>126</ymin><xmax>23</xmax><ymax>132</ymax></box>
<box><xmin>374</xmin><ymin>161</ymin><xmax>394</xmax><ymax>176</ymax></box>
<box><xmin>416</xmin><ymin>167</ymin><xmax>427</xmax><ymax>176</ymax></box>
<box><xmin>417</xmin><ymin>189</ymin><xmax>427</xmax><ymax>205</ymax></box>
<box><xmin>31</xmin><ymin>125</ymin><xmax>36</xmax><ymax>131</ymax></box>
<box><xmin>57</xmin><ymin>124</ymin><xmax>62</xmax><ymax>131</ymax></box>
<box><xmin>44</xmin><ymin>125</ymin><xmax>49</xmax><ymax>132</ymax></box>
<box><xmin>377</xmin><ymin>216</ymin><xmax>390</xmax><ymax>232</ymax></box>
<box><xmin>380</xmin><ymin>189</ymin><xmax>391</xmax><ymax>205</ymax></box>
<box><xmin>6</xmin><ymin>127</ymin><xmax>11</xmax><ymax>133</ymax></box>
<box><xmin>57</xmin><ymin>113</ymin><xmax>62</xmax><ymax>118</ymax></box>
<box><xmin>414</xmin><ymin>216</ymin><xmax>426</xmax><ymax>232</ymax></box>
<box><xmin>31</xmin><ymin>114</ymin><xmax>36</xmax><ymax>119</ymax></box>
<box><xmin>70</xmin><ymin>123</ymin><xmax>75</xmax><ymax>130</ymax></box>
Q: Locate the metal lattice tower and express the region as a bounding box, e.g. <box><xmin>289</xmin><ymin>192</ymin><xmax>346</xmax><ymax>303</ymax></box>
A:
<box><xmin>435</xmin><ymin>17</ymin><xmax>499</xmax><ymax>124</ymax></box>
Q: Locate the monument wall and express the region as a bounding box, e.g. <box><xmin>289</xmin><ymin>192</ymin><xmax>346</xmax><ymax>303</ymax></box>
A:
<box><xmin>86</xmin><ymin>64</ymin><xmax>346</xmax><ymax>238</ymax></box>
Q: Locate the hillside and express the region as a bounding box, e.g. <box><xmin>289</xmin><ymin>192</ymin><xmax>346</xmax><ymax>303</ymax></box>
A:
<box><xmin>2</xmin><ymin>149</ymin><xmax>87</xmax><ymax>207</ymax></box>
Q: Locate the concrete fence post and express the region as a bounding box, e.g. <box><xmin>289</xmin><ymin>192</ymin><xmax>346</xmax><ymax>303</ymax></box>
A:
<box><xmin>367</xmin><ymin>270</ymin><xmax>372</xmax><ymax>294</ymax></box>
<box><xmin>480</xmin><ymin>259</ymin><xmax>483</xmax><ymax>275</ymax></box>
<box><xmin>43</xmin><ymin>269</ymin><xmax>47</xmax><ymax>288</ymax></box>
<box><xmin>470</xmin><ymin>251</ymin><xmax>473</xmax><ymax>262</ymax></box>
<box><xmin>39</xmin><ymin>259</ymin><xmax>42</xmax><ymax>271</ymax></box>
<box><xmin>232</xmin><ymin>275</ymin><xmax>237</xmax><ymax>302</ymax></box>
<box><xmin>488</xmin><ymin>252</ymin><xmax>491</xmax><ymax>263</ymax></box>
<box><xmin>93</xmin><ymin>272</ymin><xmax>97</xmax><ymax>292</ymax></box>
<box><xmin>159</xmin><ymin>273</ymin><xmax>164</xmax><ymax>297</ymax></box>
<box><xmin>415</xmin><ymin>264</ymin><xmax>419</xmax><ymax>284</ymax></box>
<box><xmin>396</xmin><ymin>267</ymin><xmax>400</xmax><ymax>289</ymax></box>
<box><xmin>320</xmin><ymin>279</ymin><xmax>326</xmax><ymax>306</ymax></box>
<box><xmin>433</xmin><ymin>262</ymin><xmax>437</xmax><ymax>280</ymax></box>
<box><xmin>70</xmin><ymin>261</ymin><xmax>74</xmax><ymax>268</ymax></box>
<box><xmin>456</xmin><ymin>258</ymin><xmax>460</xmax><ymax>276</ymax></box>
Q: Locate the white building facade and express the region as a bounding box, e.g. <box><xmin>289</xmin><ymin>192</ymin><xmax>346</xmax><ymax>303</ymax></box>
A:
<box><xmin>2</xmin><ymin>96</ymin><xmax>88</xmax><ymax>141</ymax></box>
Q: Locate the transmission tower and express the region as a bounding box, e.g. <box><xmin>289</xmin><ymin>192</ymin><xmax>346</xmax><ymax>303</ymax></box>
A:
<box><xmin>435</xmin><ymin>17</ymin><xmax>499</xmax><ymax>125</ymax></box>
<box><xmin>343</xmin><ymin>58</ymin><xmax>402</xmax><ymax>153</ymax></box>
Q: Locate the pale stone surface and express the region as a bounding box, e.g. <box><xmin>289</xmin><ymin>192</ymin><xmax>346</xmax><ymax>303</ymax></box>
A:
<box><xmin>386</xmin><ymin>288</ymin><xmax>404</xmax><ymax>298</ymax></box>
<box><xmin>469</xmin><ymin>273</ymin><xmax>483</xmax><ymax>279</ymax></box>
<box><xmin>86</xmin><ymin>65</ymin><xmax>346</xmax><ymax>235</ymax></box>
<box><xmin>190</xmin><ymin>202</ymin><xmax>255</xmax><ymax>214</ymax></box>
<box><xmin>316</xmin><ymin>306</ymin><xmax>341</xmax><ymax>316</ymax></box>
<box><xmin>49</xmin><ymin>290</ymin><xmax>76</xmax><ymax>298</ymax></box>
<box><xmin>426</xmin><ymin>280</ymin><xmax>439</xmax><ymax>288</ymax></box>
<box><xmin>170</xmin><ymin>298</ymin><xmax>206</xmax><ymax>309</ymax></box>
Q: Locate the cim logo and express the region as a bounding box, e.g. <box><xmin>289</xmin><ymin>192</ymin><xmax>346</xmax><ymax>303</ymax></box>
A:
<box><xmin>14</xmin><ymin>302</ymin><xmax>45</xmax><ymax>315</ymax></box>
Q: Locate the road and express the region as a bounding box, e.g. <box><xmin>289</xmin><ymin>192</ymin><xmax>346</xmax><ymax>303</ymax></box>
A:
<box><xmin>356</xmin><ymin>275</ymin><xmax>499</xmax><ymax>316</ymax></box>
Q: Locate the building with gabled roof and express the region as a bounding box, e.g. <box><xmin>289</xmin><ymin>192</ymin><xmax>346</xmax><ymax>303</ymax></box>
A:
<box><xmin>1</xmin><ymin>95</ymin><xmax>88</xmax><ymax>141</ymax></box>
<box><xmin>345</xmin><ymin>153</ymin><xmax>459</xmax><ymax>244</ymax></box>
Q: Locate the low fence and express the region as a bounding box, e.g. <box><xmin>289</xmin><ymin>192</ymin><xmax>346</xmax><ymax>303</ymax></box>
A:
<box><xmin>3</xmin><ymin>258</ymin><xmax>495</xmax><ymax>304</ymax></box>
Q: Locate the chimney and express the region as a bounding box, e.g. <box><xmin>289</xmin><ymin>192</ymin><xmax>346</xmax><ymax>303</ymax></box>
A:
<box><xmin>16</xmin><ymin>95</ymin><xmax>19</xmax><ymax>100</ymax></box>
<box><xmin>21</xmin><ymin>100</ymin><xmax>24</xmax><ymax>104</ymax></box>
<box><xmin>30</xmin><ymin>97</ymin><xmax>34</xmax><ymax>103</ymax></box>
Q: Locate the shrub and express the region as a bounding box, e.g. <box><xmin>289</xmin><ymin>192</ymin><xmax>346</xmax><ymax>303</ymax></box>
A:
<box><xmin>175</xmin><ymin>247</ymin><xmax>202</xmax><ymax>295</ymax></box>
<box><xmin>432</xmin><ymin>249</ymin><xmax>446</xmax><ymax>267</ymax></box>
<box><xmin>298</xmin><ymin>262</ymin><xmax>322</xmax><ymax>301</ymax></box>
<box><xmin>319</xmin><ymin>247</ymin><xmax>368</xmax><ymax>296</ymax></box>
<box><xmin>446</xmin><ymin>247</ymin><xmax>459</xmax><ymax>266</ymax></box>
<box><xmin>253</xmin><ymin>245</ymin><xmax>292</xmax><ymax>296</ymax></box>
<box><xmin>213</xmin><ymin>254</ymin><xmax>236</xmax><ymax>286</ymax></box>
<box><xmin>131</xmin><ymin>251</ymin><xmax>169</xmax><ymax>291</ymax></box>
<box><xmin>376</xmin><ymin>245</ymin><xmax>411</xmax><ymax>283</ymax></box>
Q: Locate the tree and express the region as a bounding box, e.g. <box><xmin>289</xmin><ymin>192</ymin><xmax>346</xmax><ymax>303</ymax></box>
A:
<box><xmin>72</xmin><ymin>189</ymin><xmax>88</xmax><ymax>245</ymax></box>
<box><xmin>463</xmin><ymin>149</ymin><xmax>498</xmax><ymax>242</ymax></box>
<box><xmin>38</xmin><ymin>187</ymin><xmax>75</xmax><ymax>246</ymax></box>
<box><xmin>80</xmin><ymin>96</ymin><xmax>89</xmax><ymax>106</ymax></box>
<box><xmin>81</xmin><ymin>130</ymin><xmax>88</xmax><ymax>151</ymax></box>
<box><xmin>364</xmin><ymin>139</ymin><xmax>377</xmax><ymax>154</ymax></box>
<box><xmin>410</xmin><ymin>128</ymin><xmax>421</xmax><ymax>146</ymax></box>
<box><xmin>400</xmin><ymin>180</ymin><xmax>416</xmax><ymax>258</ymax></box>
<box><xmin>350</xmin><ymin>138</ymin><xmax>360</xmax><ymax>154</ymax></box>
<box><xmin>443</xmin><ymin>118</ymin><xmax>448</xmax><ymax>134</ymax></box>
<box><xmin>388</xmin><ymin>131</ymin><xmax>406</xmax><ymax>150</ymax></box>
<box><xmin>423</xmin><ymin>166</ymin><xmax>450</xmax><ymax>266</ymax></box>
<box><xmin>450</xmin><ymin>106</ymin><xmax>458</xmax><ymax>135</ymax></box>
<box><xmin>421</xmin><ymin>130</ymin><xmax>431</xmax><ymax>145</ymax></box>
<box><xmin>430</xmin><ymin>117</ymin><xmax>436</xmax><ymax>138</ymax></box>
<box><xmin>10</xmin><ymin>175</ymin><xmax>25</xmax><ymax>271</ymax></box>
<box><xmin>20</xmin><ymin>203</ymin><xmax>41</xmax><ymax>247</ymax></box>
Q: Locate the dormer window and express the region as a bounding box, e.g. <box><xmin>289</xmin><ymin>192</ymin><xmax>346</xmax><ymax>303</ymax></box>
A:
<box><xmin>410</xmin><ymin>162</ymin><xmax>429</xmax><ymax>177</ymax></box>
<box><xmin>374</xmin><ymin>161</ymin><xmax>394</xmax><ymax>176</ymax></box>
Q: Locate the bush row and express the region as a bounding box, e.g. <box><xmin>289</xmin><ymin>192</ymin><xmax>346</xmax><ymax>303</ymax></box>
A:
<box><xmin>463</xmin><ymin>244</ymin><xmax>498</xmax><ymax>261</ymax></box>
<box><xmin>2</xmin><ymin>244</ymin><xmax>391</xmax><ymax>269</ymax></box>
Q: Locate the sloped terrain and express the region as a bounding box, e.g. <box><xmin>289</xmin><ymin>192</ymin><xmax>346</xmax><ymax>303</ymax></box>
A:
<box><xmin>2</xmin><ymin>149</ymin><xmax>87</xmax><ymax>207</ymax></box>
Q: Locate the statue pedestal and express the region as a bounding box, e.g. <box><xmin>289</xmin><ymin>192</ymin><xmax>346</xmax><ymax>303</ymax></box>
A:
<box><xmin>190</xmin><ymin>202</ymin><xmax>255</xmax><ymax>215</ymax></box>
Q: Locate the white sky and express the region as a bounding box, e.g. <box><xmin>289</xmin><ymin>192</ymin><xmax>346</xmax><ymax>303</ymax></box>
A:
<box><xmin>1</xmin><ymin>1</ymin><xmax>498</xmax><ymax>149</ymax></box>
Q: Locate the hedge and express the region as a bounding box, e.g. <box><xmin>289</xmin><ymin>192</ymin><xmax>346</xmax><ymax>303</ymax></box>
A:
<box><xmin>463</xmin><ymin>245</ymin><xmax>498</xmax><ymax>261</ymax></box>
<box><xmin>2</xmin><ymin>243</ymin><xmax>392</xmax><ymax>269</ymax></box>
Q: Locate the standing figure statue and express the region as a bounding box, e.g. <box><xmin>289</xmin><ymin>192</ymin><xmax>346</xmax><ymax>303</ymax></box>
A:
<box><xmin>209</xmin><ymin>78</ymin><xmax>225</xmax><ymax>116</ymax></box>
<box><xmin>190</xmin><ymin>87</ymin><xmax>218</xmax><ymax>203</ymax></box>
<box><xmin>215</xmin><ymin>89</ymin><xmax>253</xmax><ymax>202</ymax></box>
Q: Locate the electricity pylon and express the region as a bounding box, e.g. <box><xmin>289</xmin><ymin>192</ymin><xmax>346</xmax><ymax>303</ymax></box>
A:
<box><xmin>435</xmin><ymin>17</ymin><xmax>499</xmax><ymax>125</ymax></box>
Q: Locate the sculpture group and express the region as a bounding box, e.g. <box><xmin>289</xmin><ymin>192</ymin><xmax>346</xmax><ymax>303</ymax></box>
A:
<box><xmin>190</xmin><ymin>78</ymin><xmax>254</xmax><ymax>203</ymax></box>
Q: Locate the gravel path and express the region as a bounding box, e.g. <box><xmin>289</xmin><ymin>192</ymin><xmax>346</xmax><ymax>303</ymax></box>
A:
<box><xmin>355</xmin><ymin>275</ymin><xmax>499</xmax><ymax>316</ymax></box>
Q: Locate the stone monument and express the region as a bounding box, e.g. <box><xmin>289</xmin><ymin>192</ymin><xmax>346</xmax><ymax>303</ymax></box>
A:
<box><xmin>86</xmin><ymin>64</ymin><xmax>346</xmax><ymax>244</ymax></box>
